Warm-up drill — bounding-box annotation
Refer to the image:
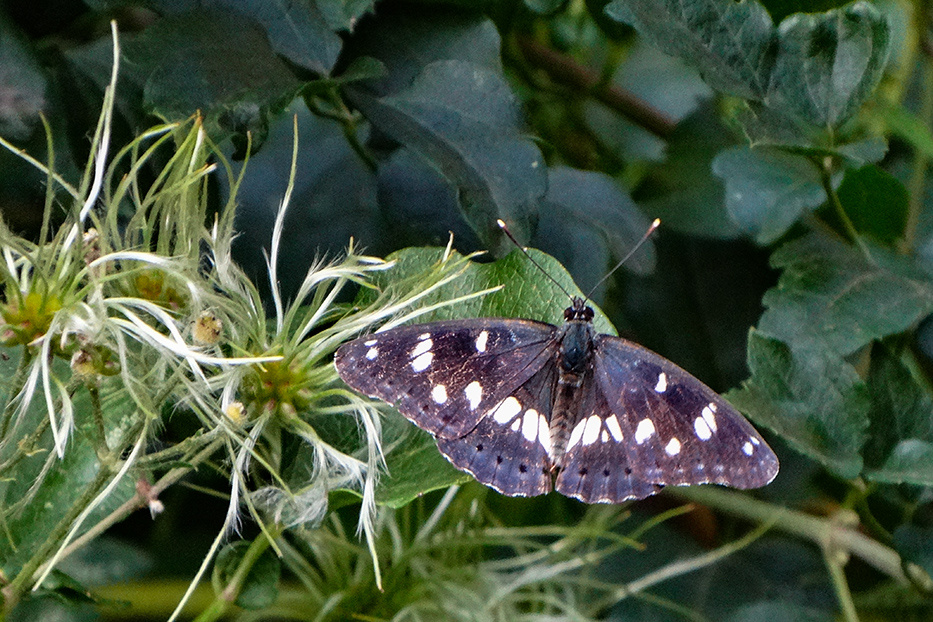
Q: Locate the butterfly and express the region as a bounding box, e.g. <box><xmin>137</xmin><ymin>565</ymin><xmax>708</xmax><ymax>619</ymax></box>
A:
<box><xmin>334</xmin><ymin>294</ymin><xmax>779</xmax><ymax>504</ymax></box>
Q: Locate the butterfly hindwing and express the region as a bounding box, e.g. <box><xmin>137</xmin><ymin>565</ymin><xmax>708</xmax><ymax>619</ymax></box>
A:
<box><xmin>336</xmin><ymin>296</ymin><xmax>779</xmax><ymax>503</ymax></box>
<box><xmin>435</xmin><ymin>361</ymin><xmax>559</xmax><ymax>497</ymax></box>
<box><xmin>555</xmin><ymin>335</ymin><xmax>779</xmax><ymax>503</ymax></box>
<box><xmin>553</xmin><ymin>374</ymin><xmax>663</xmax><ymax>503</ymax></box>
<box><xmin>335</xmin><ymin>319</ymin><xmax>557</xmax><ymax>439</ymax></box>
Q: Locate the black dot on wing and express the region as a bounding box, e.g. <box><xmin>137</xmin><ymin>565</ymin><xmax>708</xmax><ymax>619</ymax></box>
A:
<box><xmin>475</xmin><ymin>443</ymin><xmax>484</xmax><ymax>452</ymax></box>
<box><xmin>496</xmin><ymin>455</ymin><xmax>503</xmax><ymax>464</ymax></box>
<box><xmin>578</xmin><ymin>467</ymin><xmax>588</xmax><ymax>476</ymax></box>
<box><xmin>602</xmin><ymin>468</ymin><xmax>610</xmax><ymax>477</ymax></box>
<box><xmin>624</xmin><ymin>467</ymin><xmax>632</xmax><ymax>475</ymax></box>
<box><xmin>519</xmin><ymin>464</ymin><xmax>527</xmax><ymax>473</ymax></box>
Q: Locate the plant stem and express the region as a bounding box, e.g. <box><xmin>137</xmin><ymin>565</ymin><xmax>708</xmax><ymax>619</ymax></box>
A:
<box><xmin>2</xmin><ymin>466</ymin><xmax>113</xmax><ymax>608</ymax></box>
<box><xmin>53</xmin><ymin>436</ymin><xmax>226</xmax><ymax>564</ymax></box>
<box><xmin>664</xmin><ymin>486</ymin><xmax>917</xmax><ymax>585</ymax></box>
<box><xmin>191</xmin><ymin>526</ymin><xmax>283</xmax><ymax>622</ymax></box>
<box><xmin>814</xmin><ymin>157</ymin><xmax>874</xmax><ymax>262</ymax></box>
<box><xmin>514</xmin><ymin>36</ymin><xmax>676</xmax><ymax>139</ymax></box>
<box><xmin>825</xmin><ymin>545</ymin><xmax>861</xmax><ymax>622</ymax></box>
<box><xmin>0</xmin><ymin>347</ymin><xmax>34</xmax><ymax>441</ymax></box>
<box><xmin>902</xmin><ymin>32</ymin><xmax>933</xmax><ymax>253</ymax></box>
<box><xmin>607</xmin><ymin>517</ymin><xmax>773</xmax><ymax>603</ymax></box>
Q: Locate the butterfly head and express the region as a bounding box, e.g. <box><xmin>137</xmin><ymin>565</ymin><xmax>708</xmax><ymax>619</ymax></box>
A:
<box><xmin>564</xmin><ymin>297</ymin><xmax>595</xmax><ymax>323</ymax></box>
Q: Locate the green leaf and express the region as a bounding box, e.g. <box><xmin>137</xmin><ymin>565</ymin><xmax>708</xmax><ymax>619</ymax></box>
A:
<box><xmin>316</xmin><ymin>0</ymin><xmax>375</xmax><ymax>32</ymax></box>
<box><xmin>712</xmin><ymin>146</ymin><xmax>828</xmax><ymax>244</ymax></box>
<box><xmin>534</xmin><ymin>166</ymin><xmax>656</xmax><ymax>297</ymax></box>
<box><xmin>760</xmin><ymin>234</ymin><xmax>933</xmax><ymax>356</ymax></box>
<box><xmin>0</xmin><ymin>16</ymin><xmax>48</xmax><ymax>142</ymax></box>
<box><xmin>735</xmin><ymin>233</ymin><xmax>933</xmax><ymax>479</ymax></box>
<box><xmin>370</xmin><ymin>246</ymin><xmax>615</xmax><ymax>334</ymax></box>
<box><xmin>727</xmin><ymin>600</ymin><xmax>834</xmax><ymax>622</ymax></box>
<box><xmin>349</xmin><ymin>60</ymin><xmax>546</xmax><ymax>251</ymax></box>
<box><xmin>100</xmin><ymin>0</ymin><xmax>342</xmax><ymax>73</ymax></box>
<box><xmin>604</xmin><ymin>0</ymin><xmax>775</xmax><ymax>100</ymax></box>
<box><xmin>0</xmin><ymin>373</ymin><xmax>141</xmax><ymax>575</ymax></box>
<box><xmin>377</xmin><ymin>148</ymin><xmax>482</xmax><ymax>251</ymax></box>
<box><xmin>638</xmin><ymin>103</ymin><xmax>744</xmax><ymax>239</ymax></box>
<box><xmin>832</xmin><ymin>165</ymin><xmax>908</xmax><ymax>245</ymax></box>
<box><xmin>214</xmin><ymin>542</ymin><xmax>281</xmax><ymax>610</ymax></box>
<box><xmin>122</xmin><ymin>10</ymin><xmax>301</xmax><ymax>136</ymax></box>
<box><xmin>862</xmin><ymin>348</ymin><xmax>933</xmax><ymax>486</ymax></box>
<box><xmin>344</xmin><ymin>9</ymin><xmax>503</xmax><ymax>98</ymax></box>
<box><xmin>376</xmin><ymin>413</ymin><xmax>471</xmax><ymax>508</ymax></box>
<box><xmin>766</xmin><ymin>2</ymin><xmax>890</xmax><ymax>130</ymax></box>
<box><xmin>734</xmin><ymin>102</ymin><xmax>889</xmax><ymax>158</ymax></box>
<box><xmin>729</xmin><ymin>330</ymin><xmax>869</xmax><ymax>479</ymax></box>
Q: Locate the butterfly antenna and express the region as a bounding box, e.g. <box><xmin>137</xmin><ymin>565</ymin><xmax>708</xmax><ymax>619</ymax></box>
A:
<box><xmin>496</xmin><ymin>219</ymin><xmax>576</xmax><ymax>301</ymax></box>
<box><xmin>583</xmin><ymin>218</ymin><xmax>660</xmax><ymax>301</ymax></box>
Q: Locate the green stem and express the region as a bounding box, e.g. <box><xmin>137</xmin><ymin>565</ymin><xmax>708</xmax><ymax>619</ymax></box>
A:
<box><xmin>191</xmin><ymin>527</ymin><xmax>283</xmax><ymax>622</ymax></box>
<box><xmin>2</xmin><ymin>466</ymin><xmax>113</xmax><ymax>608</ymax></box>
<box><xmin>88</xmin><ymin>384</ymin><xmax>108</xmax><ymax>454</ymax></box>
<box><xmin>606</xmin><ymin>518</ymin><xmax>773</xmax><ymax>604</ymax></box>
<box><xmin>55</xmin><ymin>436</ymin><xmax>226</xmax><ymax>564</ymax></box>
<box><xmin>825</xmin><ymin>545</ymin><xmax>861</xmax><ymax>622</ymax></box>
<box><xmin>814</xmin><ymin>157</ymin><xmax>874</xmax><ymax>262</ymax></box>
<box><xmin>312</xmin><ymin>88</ymin><xmax>378</xmax><ymax>172</ymax></box>
<box><xmin>0</xmin><ymin>347</ymin><xmax>34</xmax><ymax>441</ymax></box>
<box><xmin>902</xmin><ymin>35</ymin><xmax>933</xmax><ymax>253</ymax></box>
<box><xmin>664</xmin><ymin>486</ymin><xmax>916</xmax><ymax>585</ymax></box>
<box><xmin>0</xmin><ymin>415</ymin><xmax>50</xmax><ymax>478</ymax></box>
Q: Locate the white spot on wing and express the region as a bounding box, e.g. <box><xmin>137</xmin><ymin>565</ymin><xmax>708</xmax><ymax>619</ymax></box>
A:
<box><xmin>521</xmin><ymin>409</ymin><xmax>539</xmax><ymax>442</ymax></box>
<box><xmin>581</xmin><ymin>415</ymin><xmax>602</xmax><ymax>446</ymax></box>
<box><xmin>366</xmin><ymin>347</ymin><xmax>378</xmax><ymax>360</ymax></box>
<box><xmin>411</xmin><ymin>338</ymin><xmax>433</xmax><ymax>358</ymax></box>
<box><xmin>743</xmin><ymin>441</ymin><xmax>754</xmax><ymax>456</ymax></box>
<box><xmin>475</xmin><ymin>330</ymin><xmax>489</xmax><ymax>353</ymax></box>
<box><xmin>418</xmin><ymin>332</ymin><xmax>431</xmax><ymax>340</ymax></box>
<box><xmin>411</xmin><ymin>351</ymin><xmax>433</xmax><ymax>372</ymax></box>
<box><xmin>751</xmin><ymin>436</ymin><xmax>760</xmax><ymax>446</ymax></box>
<box><xmin>511</xmin><ymin>419</ymin><xmax>521</xmax><ymax>432</ymax></box>
<box><xmin>566</xmin><ymin>418</ymin><xmax>587</xmax><ymax>451</ymax></box>
<box><xmin>601</xmin><ymin>430</ymin><xmax>608</xmax><ymax>442</ymax></box>
<box><xmin>465</xmin><ymin>381</ymin><xmax>483</xmax><ymax>410</ymax></box>
<box><xmin>635</xmin><ymin>418</ymin><xmax>656</xmax><ymax>445</ymax></box>
<box><xmin>694</xmin><ymin>416</ymin><xmax>712</xmax><ymax>440</ymax></box>
<box><xmin>701</xmin><ymin>404</ymin><xmax>717</xmax><ymax>432</ymax></box>
<box><xmin>364</xmin><ymin>339</ymin><xmax>377</xmax><ymax>347</ymax></box>
<box><xmin>654</xmin><ymin>372</ymin><xmax>668</xmax><ymax>393</ymax></box>
<box><xmin>605</xmin><ymin>415</ymin><xmax>624</xmax><ymax>442</ymax></box>
<box><xmin>538</xmin><ymin>415</ymin><xmax>552</xmax><ymax>456</ymax></box>
<box><xmin>431</xmin><ymin>384</ymin><xmax>448</xmax><ymax>404</ymax></box>
<box><xmin>665</xmin><ymin>437</ymin><xmax>681</xmax><ymax>455</ymax></box>
<box><xmin>492</xmin><ymin>396</ymin><xmax>522</xmax><ymax>424</ymax></box>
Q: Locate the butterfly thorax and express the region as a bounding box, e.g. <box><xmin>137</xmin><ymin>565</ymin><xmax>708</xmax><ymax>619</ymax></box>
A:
<box><xmin>548</xmin><ymin>301</ymin><xmax>596</xmax><ymax>468</ymax></box>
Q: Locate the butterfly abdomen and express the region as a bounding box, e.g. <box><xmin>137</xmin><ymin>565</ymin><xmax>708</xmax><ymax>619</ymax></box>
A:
<box><xmin>547</xmin><ymin>319</ymin><xmax>595</xmax><ymax>467</ymax></box>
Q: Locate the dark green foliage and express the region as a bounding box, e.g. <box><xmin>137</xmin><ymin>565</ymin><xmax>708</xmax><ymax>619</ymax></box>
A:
<box><xmin>3</xmin><ymin>0</ymin><xmax>933</xmax><ymax>620</ymax></box>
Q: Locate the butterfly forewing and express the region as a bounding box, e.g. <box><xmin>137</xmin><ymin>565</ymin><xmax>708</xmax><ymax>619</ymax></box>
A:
<box><xmin>335</xmin><ymin>298</ymin><xmax>779</xmax><ymax>503</ymax></box>
<box><xmin>435</xmin><ymin>361</ymin><xmax>559</xmax><ymax>497</ymax></box>
<box><xmin>334</xmin><ymin>319</ymin><xmax>557</xmax><ymax>439</ymax></box>
<box><xmin>555</xmin><ymin>335</ymin><xmax>779</xmax><ymax>502</ymax></box>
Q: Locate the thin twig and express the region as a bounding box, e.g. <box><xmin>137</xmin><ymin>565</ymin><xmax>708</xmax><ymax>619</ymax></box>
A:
<box><xmin>516</xmin><ymin>36</ymin><xmax>677</xmax><ymax>139</ymax></box>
